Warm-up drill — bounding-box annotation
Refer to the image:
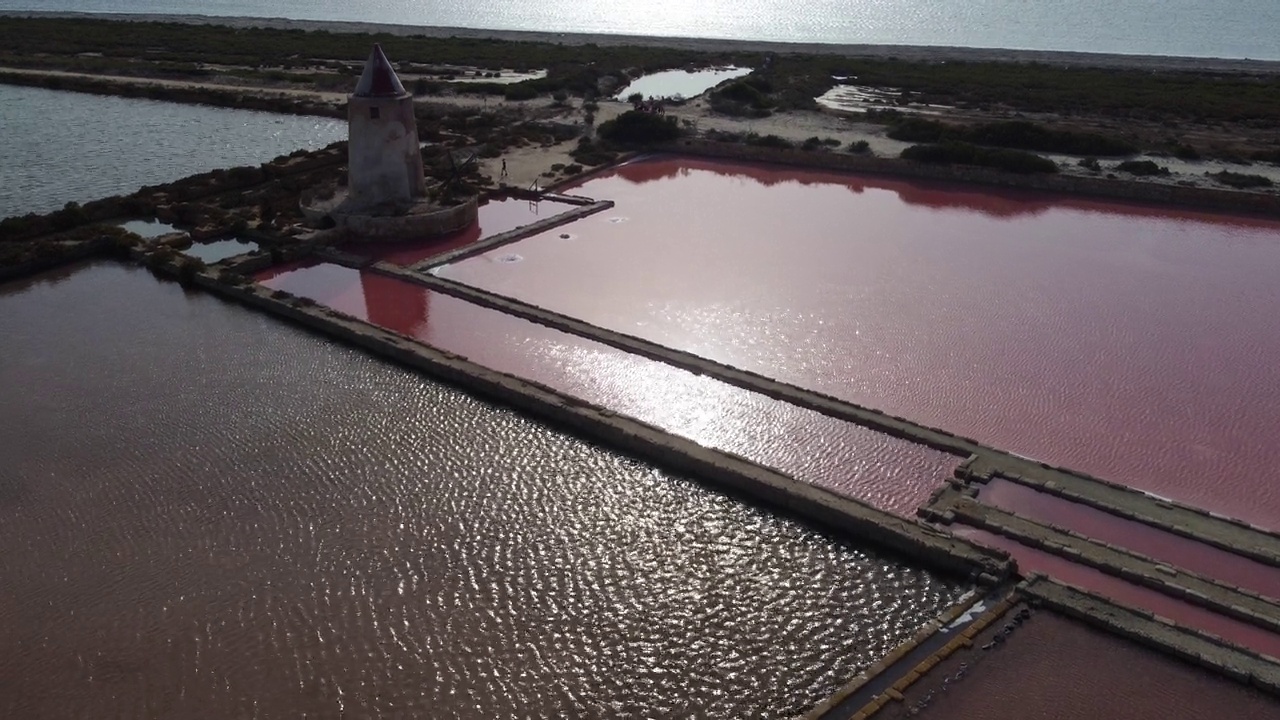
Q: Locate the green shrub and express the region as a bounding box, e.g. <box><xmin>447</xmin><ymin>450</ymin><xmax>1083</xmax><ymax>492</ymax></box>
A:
<box><xmin>503</xmin><ymin>83</ymin><xmax>539</xmax><ymax>101</ymax></box>
<box><xmin>571</xmin><ymin>138</ymin><xmax>619</xmax><ymax>166</ymax></box>
<box><xmin>887</xmin><ymin>118</ymin><xmax>1136</xmax><ymax>157</ymax></box>
<box><xmin>1208</xmin><ymin>171</ymin><xmax>1273</xmax><ymax>188</ymax></box>
<box><xmin>707</xmin><ymin>93</ymin><xmax>772</xmax><ymax>118</ymax></box>
<box><xmin>597</xmin><ymin>111</ymin><xmax>682</xmax><ymax>144</ymax></box>
<box><xmin>175</xmin><ymin>255</ymin><xmax>205</xmax><ymax>284</ymax></box>
<box><xmin>745</xmin><ymin>133</ymin><xmax>794</xmax><ymax>149</ymax></box>
<box><xmin>848</xmin><ymin>139</ymin><xmax>871</xmax><ymax>154</ymax></box>
<box><xmin>1078</xmin><ymin>156</ymin><xmax>1102</xmax><ymax>172</ymax></box>
<box><xmin>563</xmin><ymin>164</ymin><xmax>583</xmax><ymax>174</ymax></box>
<box><xmin>1252</xmin><ymin>148</ymin><xmax>1280</xmax><ymax>164</ymax></box>
<box><xmin>1172</xmin><ymin>143</ymin><xmax>1201</xmax><ymax>160</ymax></box>
<box><xmin>1114</xmin><ymin>159</ymin><xmax>1170</xmax><ymax>176</ymax></box>
<box><xmin>901</xmin><ymin>142</ymin><xmax>1059</xmax><ymax>174</ymax></box>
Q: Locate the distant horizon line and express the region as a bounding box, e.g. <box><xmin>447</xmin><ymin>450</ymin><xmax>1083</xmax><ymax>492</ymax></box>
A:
<box><xmin>4</xmin><ymin>10</ymin><xmax>1280</xmax><ymax>71</ymax></box>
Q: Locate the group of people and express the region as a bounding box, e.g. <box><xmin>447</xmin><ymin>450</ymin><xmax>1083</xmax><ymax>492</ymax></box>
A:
<box><xmin>631</xmin><ymin>96</ymin><xmax>667</xmax><ymax>114</ymax></box>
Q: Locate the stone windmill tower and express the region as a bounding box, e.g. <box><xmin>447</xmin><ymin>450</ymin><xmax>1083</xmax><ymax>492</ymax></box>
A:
<box><xmin>346</xmin><ymin>44</ymin><xmax>427</xmax><ymax>210</ymax></box>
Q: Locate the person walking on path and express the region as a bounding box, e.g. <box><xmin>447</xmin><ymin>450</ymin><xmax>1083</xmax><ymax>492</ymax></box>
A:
<box><xmin>500</xmin><ymin>158</ymin><xmax>508</xmax><ymax>178</ymax></box>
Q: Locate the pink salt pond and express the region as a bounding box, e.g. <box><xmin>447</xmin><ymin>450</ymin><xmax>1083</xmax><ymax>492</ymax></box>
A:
<box><xmin>435</xmin><ymin>156</ymin><xmax>1280</xmax><ymax>530</ymax></box>
<box><xmin>977</xmin><ymin>478</ymin><xmax>1280</xmax><ymax>602</ymax></box>
<box><xmin>255</xmin><ymin>262</ymin><xmax>957</xmax><ymax>515</ymax></box>
<box><xmin>954</xmin><ymin>526</ymin><xmax>1280</xmax><ymax>659</ymax></box>
<box><xmin>338</xmin><ymin>195</ymin><xmax>572</xmax><ymax>266</ymax></box>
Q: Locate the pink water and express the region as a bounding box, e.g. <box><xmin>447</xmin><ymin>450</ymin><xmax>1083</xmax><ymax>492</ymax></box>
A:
<box><xmin>337</xmin><ymin>196</ymin><xmax>572</xmax><ymax>266</ymax></box>
<box><xmin>900</xmin><ymin>612</ymin><xmax>1279</xmax><ymax>720</ymax></box>
<box><xmin>256</xmin><ymin>262</ymin><xmax>958</xmax><ymax>514</ymax></box>
<box><xmin>436</xmin><ymin>156</ymin><xmax>1280</xmax><ymax>530</ymax></box>
<box><xmin>954</xmin><ymin>527</ymin><xmax>1280</xmax><ymax>659</ymax></box>
<box><xmin>978</xmin><ymin>478</ymin><xmax>1280</xmax><ymax>601</ymax></box>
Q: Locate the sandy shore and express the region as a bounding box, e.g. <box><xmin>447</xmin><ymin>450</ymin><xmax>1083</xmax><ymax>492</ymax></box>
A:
<box><xmin>6</xmin><ymin>10</ymin><xmax>1280</xmax><ymax>75</ymax></box>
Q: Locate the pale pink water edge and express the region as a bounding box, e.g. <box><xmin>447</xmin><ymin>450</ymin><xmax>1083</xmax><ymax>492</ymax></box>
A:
<box><xmin>977</xmin><ymin>478</ymin><xmax>1280</xmax><ymax>602</ymax></box>
<box><xmin>437</xmin><ymin>157</ymin><xmax>1280</xmax><ymax>529</ymax></box>
<box><xmin>256</xmin><ymin>263</ymin><xmax>957</xmax><ymax>514</ymax></box>
<box><xmin>338</xmin><ymin>196</ymin><xmax>571</xmax><ymax>266</ymax></box>
<box><xmin>953</xmin><ymin>527</ymin><xmax>1280</xmax><ymax>659</ymax></box>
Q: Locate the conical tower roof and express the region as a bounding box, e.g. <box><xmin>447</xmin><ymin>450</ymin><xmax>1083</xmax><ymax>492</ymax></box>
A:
<box><xmin>353</xmin><ymin>44</ymin><xmax>407</xmax><ymax>97</ymax></box>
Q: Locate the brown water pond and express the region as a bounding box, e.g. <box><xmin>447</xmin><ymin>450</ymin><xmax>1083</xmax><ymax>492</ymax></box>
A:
<box><xmin>257</xmin><ymin>261</ymin><xmax>959</xmax><ymax>514</ymax></box>
<box><xmin>0</xmin><ymin>262</ymin><xmax>965</xmax><ymax>720</ymax></box>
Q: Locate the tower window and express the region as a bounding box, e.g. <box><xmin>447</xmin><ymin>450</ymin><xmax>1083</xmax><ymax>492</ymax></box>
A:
<box><xmin>370</xmin><ymin>107</ymin><xmax>380</xmax><ymax>119</ymax></box>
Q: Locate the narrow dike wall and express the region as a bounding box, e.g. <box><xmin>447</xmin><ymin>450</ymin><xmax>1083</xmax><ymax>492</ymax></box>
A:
<box><xmin>184</xmin><ymin>269</ymin><xmax>1011</xmax><ymax>585</ymax></box>
<box><xmin>409</xmin><ymin>199</ymin><xmax>614</xmax><ymax>271</ymax></box>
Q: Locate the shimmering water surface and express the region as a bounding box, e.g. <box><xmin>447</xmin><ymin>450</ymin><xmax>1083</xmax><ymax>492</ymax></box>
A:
<box><xmin>438</xmin><ymin>157</ymin><xmax>1280</xmax><ymax>529</ymax></box>
<box><xmin>615</xmin><ymin>67</ymin><xmax>752</xmax><ymax>101</ymax></box>
<box><xmin>0</xmin><ymin>262</ymin><xmax>964</xmax><ymax>719</ymax></box>
<box><xmin>4</xmin><ymin>1</ymin><xmax>1278</xmax><ymax>58</ymax></box>
<box><xmin>0</xmin><ymin>84</ymin><xmax>344</xmax><ymax>219</ymax></box>
<box><xmin>258</xmin><ymin>261</ymin><xmax>958</xmax><ymax>514</ymax></box>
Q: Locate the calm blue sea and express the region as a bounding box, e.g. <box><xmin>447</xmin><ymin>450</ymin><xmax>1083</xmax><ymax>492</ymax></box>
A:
<box><xmin>2</xmin><ymin>0</ymin><xmax>1278</xmax><ymax>60</ymax></box>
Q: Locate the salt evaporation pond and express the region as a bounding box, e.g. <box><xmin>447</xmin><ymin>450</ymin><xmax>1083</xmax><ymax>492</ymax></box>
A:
<box><xmin>436</xmin><ymin>156</ymin><xmax>1280</xmax><ymax>530</ymax></box>
<box><xmin>257</xmin><ymin>261</ymin><xmax>959</xmax><ymax>514</ymax></box>
<box><xmin>878</xmin><ymin>611</ymin><xmax>1279</xmax><ymax>720</ymax></box>
<box><xmin>0</xmin><ymin>261</ymin><xmax>964</xmax><ymax>719</ymax></box>
<box><xmin>615</xmin><ymin>67</ymin><xmax>751</xmax><ymax>100</ymax></box>
<box><xmin>182</xmin><ymin>238</ymin><xmax>259</xmax><ymax>263</ymax></box>
<box><xmin>952</xmin><ymin>526</ymin><xmax>1280</xmax><ymax>657</ymax></box>
<box><xmin>117</xmin><ymin>218</ymin><xmax>183</xmax><ymax>238</ymax></box>
<box><xmin>0</xmin><ymin>84</ymin><xmax>344</xmax><ymax>219</ymax></box>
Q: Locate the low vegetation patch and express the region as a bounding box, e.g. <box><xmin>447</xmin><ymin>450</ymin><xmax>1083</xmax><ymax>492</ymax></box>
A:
<box><xmin>771</xmin><ymin>54</ymin><xmax>1280</xmax><ymax>124</ymax></box>
<box><xmin>745</xmin><ymin>133</ymin><xmax>794</xmax><ymax>150</ymax></box>
<box><xmin>887</xmin><ymin>118</ymin><xmax>1136</xmax><ymax>156</ymax></box>
<box><xmin>1114</xmin><ymin>159</ymin><xmax>1170</xmax><ymax>176</ymax></box>
<box><xmin>597</xmin><ymin>111</ymin><xmax>682</xmax><ymax>145</ymax></box>
<box><xmin>570</xmin><ymin>138</ymin><xmax>620</xmax><ymax>166</ymax></box>
<box><xmin>1252</xmin><ymin>148</ymin><xmax>1280</xmax><ymax>164</ymax></box>
<box><xmin>901</xmin><ymin>142</ymin><xmax>1059</xmax><ymax>174</ymax></box>
<box><xmin>707</xmin><ymin>77</ymin><xmax>776</xmax><ymax>117</ymax></box>
<box><xmin>847</xmin><ymin>140</ymin><xmax>872</xmax><ymax>155</ymax></box>
<box><xmin>1208</xmin><ymin>171</ymin><xmax>1274</xmax><ymax>189</ymax></box>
